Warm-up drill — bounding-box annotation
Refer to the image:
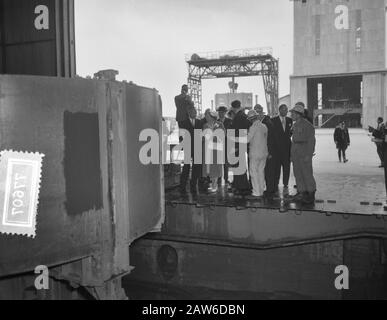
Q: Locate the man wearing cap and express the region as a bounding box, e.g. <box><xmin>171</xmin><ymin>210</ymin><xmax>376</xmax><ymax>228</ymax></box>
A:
<box><xmin>230</xmin><ymin>100</ymin><xmax>251</xmax><ymax>195</ymax></box>
<box><xmin>217</xmin><ymin>106</ymin><xmax>233</xmax><ymax>185</ymax></box>
<box><xmin>254</xmin><ymin>104</ymin><xmax>277</xmax><ymax>200</ymax></box>
<box><xmin>246</xmin><ymin>110</ymin><xmax>268</xmax><ymax>198</ymax></box>
<box><xmin>289</xmin><ymin>102</ymin><xmax>317</xmax><ymax>204</ymax></box>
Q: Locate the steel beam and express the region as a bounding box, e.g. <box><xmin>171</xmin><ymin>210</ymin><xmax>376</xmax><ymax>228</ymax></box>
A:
<box><xmin>187</xmin><ymin>53</ymin><xmax>279</xmax><ymax>115</ymax></box>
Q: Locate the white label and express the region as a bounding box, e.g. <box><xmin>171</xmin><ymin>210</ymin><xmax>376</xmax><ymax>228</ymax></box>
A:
<box><xmin>34</xmin><ymin>5</ymin><xmax>49</xmax><ymax>30</ymax></box>
<box><xmin>334</xmin><ymin>265</ymin><xmax>350</xmax><ymax>290</ymax></box>
<box><xmin>335</xmin><ymin>5</ymin><xmax>349</xmax><ymax>30</ymax></box>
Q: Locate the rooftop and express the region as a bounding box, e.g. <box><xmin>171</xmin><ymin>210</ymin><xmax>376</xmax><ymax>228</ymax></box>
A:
<box><xmin>185</xmin><ymin>47</ymin><xmax>274</xmax><ymax>65</ymax></box>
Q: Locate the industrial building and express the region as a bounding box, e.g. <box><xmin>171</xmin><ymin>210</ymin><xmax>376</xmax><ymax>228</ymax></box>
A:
<box><xmin>290</xmin><ymin>0</ymin><xmax>387</xmax><ymax>128</ymax></box>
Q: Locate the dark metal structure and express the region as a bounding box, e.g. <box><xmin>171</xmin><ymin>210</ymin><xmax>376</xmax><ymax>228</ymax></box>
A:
<box><xmin>0</xmin><ymin>0</ymin><xmax>76</xmax><ymax>77</ymax></box>
<box><xmin>0</xmin><ymin>74</ymin><xmax>164</xmax><ymax>300</ymax></box>
<box><xmin>0</xmin><ymin>2</ymin><xmax>165</xmax><ymax>300</ymax></box>
<box><xmin>186</xmin><ymin>48</ymin><xmax>279</xmax><ymax>115</ymax></box>
<box><xmin>124</xmin><ymin>187</ymin><xmax>387</xmax><ymax>300</ymax></box>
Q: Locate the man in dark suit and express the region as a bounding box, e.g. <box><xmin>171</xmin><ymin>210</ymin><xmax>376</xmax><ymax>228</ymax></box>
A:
<box><xmin>217</xmin><ymin>106</ymin><xmax>233</xmax><ymax>185</ymax></box>
<box><xmin>272</xmin><ymin>104</ymin><xmax>293</xmax><ymax>191</ymax></box>
<box><xmin>230</xmin><ymin>100</ymin><xmax>251</xmax><ymax>195</ymax></box>
<box><xmin>175</xmin><ymin>85</ymin><xmax>194</xmax><ymax>140</ymax></box>
<box><xmin>254</xmin><ymin>104</ymin><xmax>277</xmax><ymax>200</ymax></box>
<box><xmin>369</xmin><ymin>117</ymin><xmax>386</xmax><ymax>168</ymax></box>
<box><xmin>382</xmin><ymin>125</ymin><xmax>387</xmax><ymax>196</ymax></box>
<box><xmin>179</xmin><ymin>107</ymin><xmax>203</xmax><ymax>194</ymax></box>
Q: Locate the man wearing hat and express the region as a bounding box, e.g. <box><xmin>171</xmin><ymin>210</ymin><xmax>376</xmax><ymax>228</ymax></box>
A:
<box><xmin>289</xmin><ymin>102</ymin><xmax>317</xmax><ymax>204</ymax></box>
<box><xmin>230</xmin><ymin>100</ymin><xmax>251</xmax><ymax>195</ymax></box>
<box><xmin>217</xmin><ymin>106</ymin><xmax>233</xmax><ymax>185</ymax></box>
<box><xmin>246</xmin><ymin>110</ymin><xmax>268</xmax><ymax>198</ymax></box>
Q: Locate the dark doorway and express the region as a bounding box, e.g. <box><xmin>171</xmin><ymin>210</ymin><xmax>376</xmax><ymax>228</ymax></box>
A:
<box><xmin>307</xmin><ymin>75</ymin><xmax>363</xmax><ymax>128</ymax></box>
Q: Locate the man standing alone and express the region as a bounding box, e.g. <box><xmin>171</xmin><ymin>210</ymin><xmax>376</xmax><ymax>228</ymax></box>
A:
<box><xmin>369</xmin><ymin>117</ymin><xmax>385</xmax><ymax>168</ymax></box>
<box><xmin>175</xmin><ymin>85</ymin><xmax>194</xmax><ymax>137</ymax></box>
<box><xmin>289</xmin><ymin>103</ymin><xmax>316</xmax><ymax>205</ymax></box>
<box><xmin>272</xmin><ymin>104</ymin><xmax>293</xmax><ymax>192</ymax></box>
<box><xmin>334</xmin><ymin>122</ymin><xmax>350</xmax><ymax>163</ymax></box>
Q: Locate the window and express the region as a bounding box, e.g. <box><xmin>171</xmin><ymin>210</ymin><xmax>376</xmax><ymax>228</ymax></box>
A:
<box><xmin>318</xmin><ymin>83</ymin><xmax>323</xmax><ymax>110</ymax></box>
<box><xmin>360</xmin><ymin>81</ymin><xmax>363</xmax><ymax>104</ymax></box>
<box><xmin>355</xmin><ymin>10</ymin><xmax>362</xmax><ymax>52</ymax></box>
<box><xmin>314</xmin><ymin>15</ymin><xmax>321</xmax><ymax>55</ymax></box>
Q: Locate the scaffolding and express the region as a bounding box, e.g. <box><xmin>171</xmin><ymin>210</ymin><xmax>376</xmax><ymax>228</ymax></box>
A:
<box><xmin>186</xmin><ymin>47</ymin><xmax>279</xmax><ymax>115</ymax></box>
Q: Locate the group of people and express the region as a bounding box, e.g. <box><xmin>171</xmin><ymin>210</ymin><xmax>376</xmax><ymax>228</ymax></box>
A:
<box><xmin>175</xmin><ymin>84</ymin><xmax>317</xmax><ymax>205</ymax></box>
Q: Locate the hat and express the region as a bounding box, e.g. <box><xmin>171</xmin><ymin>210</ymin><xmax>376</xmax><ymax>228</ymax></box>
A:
<box><xmin>217</xmin><ymin>106</ymin><xmax>228</xmax><ymax>112</ymax></box>
<box><xmin>227</xmin><ymin>110</ymin><xmax>235</xmax><ymax>117</ymax></box>
<box><xmin>254</xmin><ymin>104</ymin><xmax>264</xmax><ymax>113</ymax></box>
<box><xmin>290</xmin><ymin>104</ymin><xmax>305</xmax><ymax>115</ymax></box>
<box><xmin>205</xmin><ymin>109</ymin><xmax>218</xmax><ymax>119</ymax></box>
<box><xmin>247</xmin><ymin>110</ymin><xmax>259</xmax><ymax>121</ymax></box>
<box><xmin>210</xmin><ymin>110</ymin><xmax>218</xmax><ymax>119</ymax></box>
<box><xmin>231</xmin><ymin>100</ymin><xmax>241</xmax><ymax>109</ymax></box>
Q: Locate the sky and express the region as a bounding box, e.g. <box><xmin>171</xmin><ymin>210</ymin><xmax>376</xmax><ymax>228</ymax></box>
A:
<box><xmin>75</xmin><ymin>0</ymin><xmax>294</xmax><ymax>117</ymax></box>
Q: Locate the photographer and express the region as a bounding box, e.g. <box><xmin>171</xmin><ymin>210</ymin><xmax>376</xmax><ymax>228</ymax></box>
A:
<box><xmin>369</xmin><ymin>117</ymin><xmax>385</xmax><ymax>168</ymax></box>
<box><xmin>383</xmin><ymin>126</ymin><xmax>387</xmax><ymax>198</ymax></box>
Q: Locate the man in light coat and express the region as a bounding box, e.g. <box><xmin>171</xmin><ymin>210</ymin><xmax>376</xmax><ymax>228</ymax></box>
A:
<box><xmin>246</xmin><ymin>110</ymin><xmax>269</xmax><ymax>199</ymax></box>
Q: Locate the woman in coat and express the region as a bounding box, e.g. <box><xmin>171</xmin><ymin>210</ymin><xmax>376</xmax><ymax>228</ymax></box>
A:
<box><xmin>334</xmin><ymin>122</ymin><xmax>350</xmax><ymax>163</ymax></box>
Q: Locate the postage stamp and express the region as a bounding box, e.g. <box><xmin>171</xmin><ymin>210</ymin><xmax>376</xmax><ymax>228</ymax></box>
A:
<box><xmin>0</xmin><ymin>151</ymin><xmax>44</xmax><ymax>238</ymax></box>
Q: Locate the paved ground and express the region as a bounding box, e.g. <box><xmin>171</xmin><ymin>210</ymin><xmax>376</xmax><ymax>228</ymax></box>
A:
<box><xmin>274</xmin><ymin>128</ymin><xmax>386</xmax><ymax>214</ymax></box>
<box><xmin>239</xmin><ymin>128</ymin><xmax>385</xmax><ymax>207</ymax></box>
<box><xmin>305</xmin><ymin>129</ymin><xmax>385</xmax><ymax>205</ymax></box>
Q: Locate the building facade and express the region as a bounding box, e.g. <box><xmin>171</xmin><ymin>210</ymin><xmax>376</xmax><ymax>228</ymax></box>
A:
<box><xmin>290</xmin><ymin>0</ymin><xmax>387</xmax><ymax>128</ymax></box>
